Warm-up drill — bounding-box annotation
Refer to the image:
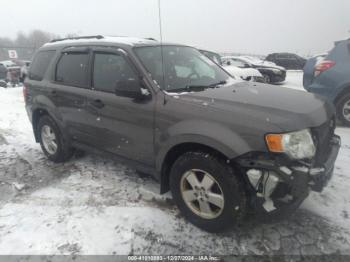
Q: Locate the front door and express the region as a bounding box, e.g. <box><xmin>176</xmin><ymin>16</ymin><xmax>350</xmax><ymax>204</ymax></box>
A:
<box><xmin>84</xmin><ymin>48</ymin><xmax>155</xmax><ymax>167</ymax></box>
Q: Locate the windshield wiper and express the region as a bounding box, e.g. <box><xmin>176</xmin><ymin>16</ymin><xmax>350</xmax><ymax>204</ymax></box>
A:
<box><xmin>186</xmin><ymin>80</ymin><xmax>227</xmax><ymax>89</ymax></box>
<box><xmin>168</xmin><ymin>80</ymin><xmax>227</xmax><ymax>93</ymax></box>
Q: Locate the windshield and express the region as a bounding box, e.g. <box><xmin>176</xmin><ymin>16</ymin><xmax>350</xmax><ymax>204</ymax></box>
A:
<box><xmin>134</xmin><ymin>45</ymin><xmax>231</xmax><ymax>92</ymax></box>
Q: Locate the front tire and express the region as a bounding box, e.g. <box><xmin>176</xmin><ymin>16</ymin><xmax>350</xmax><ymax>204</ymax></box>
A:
<box><xmin>262</xmin><ymin>74</ymin><xmax>271</xmax><ymax>83</ymax></box>
<box><xmin>336</xmin><ymin>93</ymin><xmax>350</xmax><ymax>126</ymax></box>
<box><xmin>37</xmin><ymin>115</ymin><xmax>73</xmax><ymax>163</ymax></box>
<box><xmin>169</xmin><ymin>151</ymin><xmax>247</xmax><ymax>232</ymax></box>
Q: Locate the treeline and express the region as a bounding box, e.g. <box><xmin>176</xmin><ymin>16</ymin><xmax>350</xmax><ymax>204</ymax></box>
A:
<box><xmin>0</xmin><ymin>30</ymin><xmax>77</xmax><ymax>60</ymax></box>
<box><xmin>0</xmin><ymin>30</ymin><xmax>61</xmax><ymax>49</ymax></box>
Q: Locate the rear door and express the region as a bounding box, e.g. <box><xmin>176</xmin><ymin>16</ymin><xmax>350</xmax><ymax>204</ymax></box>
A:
<box><xmin>274</xmin><ymin>54</ymin><xmax>287</xmax><ymax>68</ymax></box>
<box><xmin>84</xmin><ymin>47</ymin><xmax>155</xmax><ymax>166</ymax></box>
<box><xmin>50</xmin><ymin>47</ymin><xmax>92</xmax><ymax>143</ymax></box>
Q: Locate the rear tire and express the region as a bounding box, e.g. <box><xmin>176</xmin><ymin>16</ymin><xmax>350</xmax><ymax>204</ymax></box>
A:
<box><xmin>37</xmin><ymin>115</ymin><xmax>73</xmax><ymax>163</ymax></box>
<box><xmin>336</xmin><ymin>93</ymin><xmax>350</xmax><ymax>126</ymax></box>
<box><xmin>169</xmin><ymin>151</ymin><xmax>247</xmax><ymax>232</ymax></box>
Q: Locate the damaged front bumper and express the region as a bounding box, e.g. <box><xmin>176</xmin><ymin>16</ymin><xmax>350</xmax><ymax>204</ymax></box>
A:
<box><xmin>236</xmin><ymin>135</ymin><xmax>341</xmax><ymax>213</ymax></box>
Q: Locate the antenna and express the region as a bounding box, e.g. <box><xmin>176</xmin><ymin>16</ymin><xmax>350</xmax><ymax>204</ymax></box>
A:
<box><xmin>158</xmin><ymin>0</ymin><xmax>166</xmax><ymax>94</ymax></box>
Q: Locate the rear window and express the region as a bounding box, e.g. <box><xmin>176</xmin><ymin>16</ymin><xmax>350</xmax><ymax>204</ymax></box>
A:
<box><xmin>29</xmin><ymin>50</ymin><xmax>55</xmax><ymax>81</ymax></box>
<box><xmin>55</xmin><ymin>52</ymin><xmax>89</xmax><ymax>87</ymax></box>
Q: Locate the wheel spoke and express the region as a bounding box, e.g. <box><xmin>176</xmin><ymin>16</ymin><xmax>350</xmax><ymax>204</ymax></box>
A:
<box><xmin>50</xmin><ymin>141</ymin><xmax>58</xmax><ymax>151</ymax></box>
<box><xmin>185</xmin><ymin>171</ymin><xmax>200</xmax><ymax>188</ymax></box>
<box><xmin>48</xmin><ymin>131</ymin><xmax>56</xmax><ymax>140</ymax></box>
<box><xmin>43</xmin><ymin>126</ymin><xmax>50</xmax><ymax>138</ymax></box>
<box><xmin>201</xmin><ymin>175</ymin><xmax>214</xmax><ymax>190</ymax></box>
<box><xmin>198</xmin><ymin>200</ymin><xmax>212</xmax><ymax>214</ymax></box>
<box><xmin>182</xmin><ymin>190</ymin><xmax>197</xmax><ymax>202</ymax></box>
<box><xmin>207</xmin><ymin>192</ymin><xmax>224</xmax><ymax>209</ymax></box>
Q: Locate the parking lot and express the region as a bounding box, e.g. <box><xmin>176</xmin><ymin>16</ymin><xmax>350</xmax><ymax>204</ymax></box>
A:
<box><xmin>0</xmin><ymin>71</ymin><xmax>349</xmax><ymax>256</ymax></box>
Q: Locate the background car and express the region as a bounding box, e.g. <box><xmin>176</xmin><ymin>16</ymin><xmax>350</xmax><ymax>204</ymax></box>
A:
<box><xmin>265</xmin><ymin>53</ymin><xmax>307</xmax><ymax>70</ymax></box>
<box><xmin>0</xmin><ymin>63</ymin><xmax>7</xmax><ymax>81</ymax></box>
<box><xmin>0</xmin><ymin>60</ymin><xmax>21</xmax><ymax>87</ymax></box>
<box><xmin>222</xmin><ymin>56</ymin><xmax>286</xmax><ymax>84</ymax></box>
<box><xmin>303</xmin><ymin>38</ymin><xmax>350</xmax><ymax>125</ymax></box>
<box><xmin>302</xmin><ymin>53</ymin><xmax>327</xmax><ymax>88</ymax></box>
<box><xmin>199</xmin><ymin>50</ymin><xmax>264</xmax><ymax>82</ymax></box>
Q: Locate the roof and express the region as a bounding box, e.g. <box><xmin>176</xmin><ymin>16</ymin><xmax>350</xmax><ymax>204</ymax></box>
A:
<box><xmin>43</xmin><ymin>35</ymin><xmax>161</xmax><ymax>48</ymax></box>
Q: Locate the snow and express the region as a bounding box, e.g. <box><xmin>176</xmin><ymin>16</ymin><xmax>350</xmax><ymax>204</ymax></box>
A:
<box><xmin>43</xmin><ymin>36</ymin><xmax>157</xmax><ymax>47</ymax></box>
<box><xmin>222</xmin><ymin>65</ymin><xmax>262</xmax><ymax>78</ymax></box>
<box><xmin>1</xmin><ymin>73</ymin><xmax>350</xmax><ymax>255</ymax></box>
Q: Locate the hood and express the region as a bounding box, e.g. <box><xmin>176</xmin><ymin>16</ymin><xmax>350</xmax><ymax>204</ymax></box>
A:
<box><xmin>223</xmin><ymin>65</ymin><xmax>262</xmax><ymax>78</ymax></box>
<box><xmin>170</xmin><ymin>81</ymin><xmax>333</xmax><ymax>131</ymax></box>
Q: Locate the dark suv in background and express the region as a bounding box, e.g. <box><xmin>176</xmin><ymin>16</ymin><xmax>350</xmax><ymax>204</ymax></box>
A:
<box><xmin>24</xmin><ymin>36</ymin><xmax>340</xmax><ymax>232</ymax></box>
<box><xmin>303</xmin><ymin>39</ymin><xmax>350</xmax><ymax>126</ymax></box>
<box><xmin>266</xmin><ymin>53</ymin><xmax>307</xmax><ymax>70</ymax></box>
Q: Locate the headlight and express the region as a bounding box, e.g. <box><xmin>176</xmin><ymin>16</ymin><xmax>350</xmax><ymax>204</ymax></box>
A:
<box><xmin>272</xmin><ymin>69</ymin><xmax>281</xmax><ymax>74</ymax></box>
<box><xmin>265</xmin><ymin>129</ymin><xmax>316</xmax><ymax>159</ymax></box>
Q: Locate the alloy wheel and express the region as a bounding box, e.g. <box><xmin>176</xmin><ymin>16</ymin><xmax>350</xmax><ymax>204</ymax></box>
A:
<box><xmin>41</xmin><ymin>125</ymin><xmax>58</xmax><ymax>155</ymax></box>
<box><xmin>180</xmin><ymin>169</ymin><xmax>225</xmax><ymax>219</ymax></box>
<box><xmin>342</xmin><ymin>99</ymin><xmax>350</xmax><ymax>122</ymax></box>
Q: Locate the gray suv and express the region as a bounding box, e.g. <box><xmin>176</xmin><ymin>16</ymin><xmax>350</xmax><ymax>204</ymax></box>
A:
<box><xmin>24</xmin><ymin>36</ymin><xmax>340</xmax><ymax>232</ymax></box>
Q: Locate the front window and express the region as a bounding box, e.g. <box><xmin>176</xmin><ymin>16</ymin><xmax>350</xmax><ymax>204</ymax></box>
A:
<box><xmin>135</xmin><ymin>46</ymin><xmax>230</xmax><ymax>92</ymax></box>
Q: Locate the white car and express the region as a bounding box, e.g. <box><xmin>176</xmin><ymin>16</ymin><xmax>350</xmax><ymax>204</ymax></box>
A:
<box><xmin>221</xmin><ymin>58</ymin><xmax>264</xmax><ymax>82</ymax></box>
<box><xmin>222</xmin><ymin>56</ymin><xmax>287</xmax><ymax>84</ymax></box>
<box><xmin>198</xmin><ymin>50</ymin><xmax>264</xmax><ymax>82</ymax></box>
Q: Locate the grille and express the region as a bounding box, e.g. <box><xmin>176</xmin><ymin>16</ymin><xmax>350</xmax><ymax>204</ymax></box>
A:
<box><xmin>312</xmin><ymin>116</ymin><xmax>336</xmax><ymax>165</ymax></box>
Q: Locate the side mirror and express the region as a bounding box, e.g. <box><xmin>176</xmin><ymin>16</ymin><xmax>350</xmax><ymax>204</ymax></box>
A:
<box><xmin>115</xmin><ymin>79</ymin><xmax>144</xmax><ymax>99</ymax></box>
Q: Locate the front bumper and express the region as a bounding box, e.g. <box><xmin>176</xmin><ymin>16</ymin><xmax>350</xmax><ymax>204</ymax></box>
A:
<box><xmin>236</xmin><ymin>134</ymin><xmax>340</xmax><ymax>212</ymax></box>
<box><xmin>308</xmin><ymin>135</ymin><xmax>340</xmax><ymax>191</ymax></box>
<box><xmin>271</xmin><ymin>73</ymin><xmax>286</xmax><ymax>83</ymax></box>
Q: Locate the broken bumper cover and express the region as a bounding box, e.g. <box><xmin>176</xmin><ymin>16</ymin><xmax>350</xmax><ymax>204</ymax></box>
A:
<box><xmin>236</xmin><ymin>135</ymin><xmax>340</xmax><ymax>212</ymax></box>
<box><xmin>307</xmin><ymin>135</ymin><xmax>340</xmax><ymax>192</ymax></box>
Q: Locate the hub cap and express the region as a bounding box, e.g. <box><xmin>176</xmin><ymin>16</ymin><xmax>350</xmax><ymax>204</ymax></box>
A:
<box><xmin>41</xmin><ymin>125</ymin><xmax>57</xmax><ymax>155</ymax></box>
<box><xmin>343</xmin><ymin>100</ymin><xmax>350</xmax><ymax>122</ymax></box>
<box><xmin>263</xmin><ymin>74</ymin><xmax>270</xmax><ymax>83</ymax></box>
<box><xmin>180</xmin><ymin>169</ymin><xmax>224</xmax><ymax>219</ymax></box>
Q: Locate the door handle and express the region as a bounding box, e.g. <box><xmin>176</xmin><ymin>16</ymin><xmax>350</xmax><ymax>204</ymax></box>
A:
<box><xmin>51</xmin><ymin>90</ymin><xmax>58</xmax><ymax>97</ymax></box>
<box><xmin>90</xmin><ymin>99</ymin><xmax>105</xmax><ymax>109</ymax></box>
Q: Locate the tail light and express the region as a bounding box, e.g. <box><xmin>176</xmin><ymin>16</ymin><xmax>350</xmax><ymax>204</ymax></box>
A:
<box><xmin>23</xmin><ymin>84</ymin><xmax>28</xmax><ymax>102</ymax></box>
<box><xmin>314</xmin><ymin>60</ymin><xmax>336</xmax><ymax>77</ymax></box>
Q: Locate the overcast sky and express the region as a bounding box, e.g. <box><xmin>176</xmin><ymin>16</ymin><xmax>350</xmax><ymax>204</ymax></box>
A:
<box><xmin>2</xmin><ymin>0</ymin><xmax>349</xmax><ymax>55</ymax></box>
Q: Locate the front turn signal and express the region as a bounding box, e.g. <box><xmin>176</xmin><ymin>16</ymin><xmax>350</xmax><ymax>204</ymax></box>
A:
<box><xmin>265</xmin><ymin>134</ymin><xmax>284</xmax><ymax>153</ymax></box>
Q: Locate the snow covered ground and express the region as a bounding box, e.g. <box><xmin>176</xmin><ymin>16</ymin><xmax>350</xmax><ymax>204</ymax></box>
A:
<box><xmin>0</xmin><ymin>72</ymin><xmax>350</xmax><ymax>255</ymax></box>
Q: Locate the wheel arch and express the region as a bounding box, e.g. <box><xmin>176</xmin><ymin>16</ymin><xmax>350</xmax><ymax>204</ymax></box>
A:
<box><xmin>32</xmin><ymin>108</ymin><xmax>50</xmax><ymax>142</ymax></box>
<box><xmin>32</xmin><ymin>107</ymin><xmax>65</xmax><ymax>142</ymax></box>
<box><xmin>334</xmin><ymin>84</ymin><xmax>350</xmax><ymax>105</ymax></box>
<box><xmin>158</xmin><ymin>134</ymin><xmax>249</xmax><ymax>194</ymax></box>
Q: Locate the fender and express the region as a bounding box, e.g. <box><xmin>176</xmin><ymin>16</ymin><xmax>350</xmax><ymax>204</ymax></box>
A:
<box><xmin>31</xmin><ymin>93</ymin><xmax>68</xmax><ymax>141</ymax></box>
<box><xmin>331</xmin><ymin>82</ymin><xmax>350</xmax><ymax>103</ymax></box>
<box><xmin>155</xmin><ymin>119</ymin><xmax>252</xmax><ymax>175</ymax></box>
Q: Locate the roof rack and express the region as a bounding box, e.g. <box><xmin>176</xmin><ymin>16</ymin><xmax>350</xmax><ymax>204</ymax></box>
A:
<box><xmin>50</xmin><ymin>35</ymin><xmax>104</xmax><ymax>43</ymax></box>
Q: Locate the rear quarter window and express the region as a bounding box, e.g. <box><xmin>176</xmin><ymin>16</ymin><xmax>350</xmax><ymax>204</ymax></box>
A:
<box><xmin>28</xmin><ymin>50</ymin><xmax>55</xmax><ymax>81</ymax></box>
